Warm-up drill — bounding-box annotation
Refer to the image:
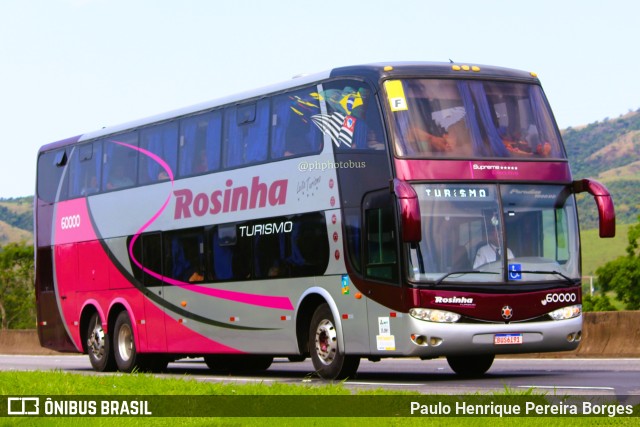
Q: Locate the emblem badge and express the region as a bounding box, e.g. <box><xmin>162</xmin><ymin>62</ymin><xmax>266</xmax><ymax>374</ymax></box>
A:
<box><xmin>501</xmin><ymin>306</ymin><xmax>513</xmax><ymax>320</ymax></box>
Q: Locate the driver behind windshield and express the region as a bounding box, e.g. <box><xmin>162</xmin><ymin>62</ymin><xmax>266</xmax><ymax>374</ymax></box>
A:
<box><xmin>473</xmin><ymin>214</ymin><xmax>514</xmax><ymax>268</ymax></box>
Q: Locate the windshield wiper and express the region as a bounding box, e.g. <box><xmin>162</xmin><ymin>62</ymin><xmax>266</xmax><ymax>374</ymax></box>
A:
<box><xmin>515</xmin><ymin>270</ymin><xmax>577</xmax><ymax>286</ymax></box>
<box><xmin>434</xmin><ymin>271</ymin><xmax>499</xmax><ymax>286</ymax></box>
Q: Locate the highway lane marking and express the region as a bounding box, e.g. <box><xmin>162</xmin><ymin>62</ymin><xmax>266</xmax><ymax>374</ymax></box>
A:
<box><xmin>517</xmin><ymin>385</ymin><xmax>615</xmax><ymax>390</ymax></box>
<box><xmin>345</xmin><ymin>381</ymin><xmax>427</xmax><ymax>387</ymax></box>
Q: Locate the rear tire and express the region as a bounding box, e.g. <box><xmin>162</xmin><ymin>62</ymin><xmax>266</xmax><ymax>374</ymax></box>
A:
<box><xmin>86</xmin><ymin>312</ymin><xmax>115</xmax><ymax>372</ymax></box>
<box><xmin>446</xmin><ymin>354</ymin><xmax>494</xmax><ymax>377</ymax></box>
<box><xmin>112</xmin><ymin>311</ymin><xmax>168</xmax><ymax>373</ymax></box>
<box><xmin>309</xmin><ymin>303</ymin><xmax>360</xmax><ymax>379</ymax></box>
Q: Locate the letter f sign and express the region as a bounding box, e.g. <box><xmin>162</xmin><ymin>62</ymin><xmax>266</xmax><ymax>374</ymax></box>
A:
<box><xmin>390</xmin><ymin>97</ymin><xmax>407</xmax><ymax>111</ymax></box>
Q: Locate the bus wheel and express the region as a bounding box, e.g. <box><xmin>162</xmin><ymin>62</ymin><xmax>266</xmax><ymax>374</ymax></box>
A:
<box><xmin>309</xmin><ymin>303</ymin><xmax>360</xmax><ymax>380</ymax></box>
<box><xmin>86</xmin><ymin>312</ymin><xmax>115</xmax><ymax>372</ymax></box>
<box><xmin>446</xmin><ymin>354</ymin><xmax>495</xmax><ymax>377</ymax></box>
<box><xmin>113</xmin><ymin>311</ymin><xmax>140</xmax><ymax>373</ymax></box>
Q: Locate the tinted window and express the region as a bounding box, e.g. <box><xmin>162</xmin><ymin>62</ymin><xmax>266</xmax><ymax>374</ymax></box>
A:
<box><xmin>130</xmin><ymin>232</ymin><xmax>163</xmax><ymax>287</ymax></box>
<box><xmin>164</xmin><ymin>227</ymin><xmax>208</xmax><ymax>283</ymax></box>
<box><xmin>364</xmin><ymin>193</ymin><xmax>398</xmax><ymax>282</ymax></box>
<box><xmin>224</xmin><ymin>99</ymin><xmax>269</xmax><ymax>168</ymax></box>
<box><xmin>270</xmin><ymin>87</ymin><xmax>323</xmax><ymax>158</ymax></box>
<box><xmin>139</xmin><ymin>122</ymin><xmax>178</xmax><ymax>184</ymax></box>
<box><xmin>248</xmin><ymin>213</ymin><xmax>329</xmax><ymax>279</ymax></box>
<box><xmin>212</xmin><ymin>223</ymin><xmax>251</xmax><ymax>281</ymax></box>
<box><xmin>389</xmin><ymin>79</ymin><xmax>563</xmax><ymax>159</ymax></box>
<box><xmin>314</xmin><ymin>80</ymin><xmax>386</xmax><ymax>151</ymax></box>
<box><xmin>179</xmin><ymin>111</ymin><xmax>222</xmax><ymax>177</ymax></box>
<box><xmin>37</xmin><ymin>149</ymin><xmax>67</xmax><ymax>202</ymax></box>
<box><xmin>102</xmin><ymin>132</ymin><xmax>138</xmax><ymax>191</ymax></box>
<box><xmin>68</xmin><ymin>142</ymin><xmax>101</xmax><ymax>198</ymax></box>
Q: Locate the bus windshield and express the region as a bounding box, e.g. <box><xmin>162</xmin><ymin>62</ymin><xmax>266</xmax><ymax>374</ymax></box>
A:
<box><xmin>407</xmin><ymin>184</ymin><xmax>580</xmax><ymax>284</ymax></box>
<box><xmin>388</xmin><ymin>79</ymin><xmax>563</xmax><ymax>159</ymax></box>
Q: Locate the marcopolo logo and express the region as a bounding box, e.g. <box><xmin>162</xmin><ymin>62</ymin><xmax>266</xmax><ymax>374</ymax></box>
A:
<box><xmin>541</xmin><ymin>292</ymin><xmax>577</xmax><ymax>305</ymax></box>
<box><xmin>60</xmin><ymin>214</ymin><xmax>81</xmax><ymax>230</ymax></box>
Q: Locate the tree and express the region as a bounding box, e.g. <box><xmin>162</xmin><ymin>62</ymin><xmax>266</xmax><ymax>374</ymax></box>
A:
<box><xmin>582</xmin><ymin>294</ymin><xmax>616</xmax><ymax>312</ymax></box>
<box><xmin>595</xmin><ymin>215</ymin><xmax>640</xmax><ymax>310</ymax></box>
<box><xmin>0</xmin><ymin>242</ymin><xmax>35</xmax><ymax>329</ymax></box>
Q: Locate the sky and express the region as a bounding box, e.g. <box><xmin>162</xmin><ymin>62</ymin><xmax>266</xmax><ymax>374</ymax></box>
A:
<box><xmin>1</xmin><ymin>0</ymin><xmax>638</xmax><ymax>197</ymax></box>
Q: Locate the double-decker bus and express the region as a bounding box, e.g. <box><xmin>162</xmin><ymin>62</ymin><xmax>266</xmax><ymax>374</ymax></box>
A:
<box><xmin>35</xmin><ymin>62</ymin><xmax>615</xmax><ymax>379</ymax></box>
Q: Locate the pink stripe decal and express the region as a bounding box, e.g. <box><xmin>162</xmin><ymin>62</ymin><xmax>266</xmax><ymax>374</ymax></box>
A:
<box><xmin>113</xmin><ymin>140</ymin><xmax>294</xmax><ymax>311</ymax></box>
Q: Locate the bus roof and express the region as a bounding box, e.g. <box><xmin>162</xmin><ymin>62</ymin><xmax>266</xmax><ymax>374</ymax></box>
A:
<box><xmin>39</xmin><ymin>62</ymin><xmax>540</xmax><ymax>153</ymax></box>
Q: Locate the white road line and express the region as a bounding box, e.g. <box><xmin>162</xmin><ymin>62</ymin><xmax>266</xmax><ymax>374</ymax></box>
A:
<box><xmin>517</xmin><ymin>385</ymin><xmax>615</xmax><ymax>390</ymax></box>
<box><xmin>345</xmin><ymin>382</ymin><xmax>425</xmax><ymax>387</ymax></box>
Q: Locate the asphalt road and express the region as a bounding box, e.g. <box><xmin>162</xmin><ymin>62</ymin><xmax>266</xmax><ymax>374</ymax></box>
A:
<box><xmin>2</xmin><ymin>354</ymin><xmax>640</xmax><ymax>397</ymax></box>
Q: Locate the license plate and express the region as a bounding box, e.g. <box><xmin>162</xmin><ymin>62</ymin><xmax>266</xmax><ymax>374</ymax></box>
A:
<box><xmin>494</xmin><ymin>333</ymin><xmax>523</xmax><ymax>345</ymax></box>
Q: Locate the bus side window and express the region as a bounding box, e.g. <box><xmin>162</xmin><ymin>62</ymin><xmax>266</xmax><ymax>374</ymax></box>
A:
<box><xmin>212</xmin><ymin>224</ymin><xmax>251</xmax><ymax>281</ymax></box>
<box><xmin>224</xmin><ymin>100</ymin><xmax>269</xmax><ymax>168</ymax></box>
<box><xmin>69</xmin><ymin>142</ymin><xmax>101</xmax><ymax>198</ymax></box>
<box><xmin>165</xmin><ymin>229</ymin><xmax>207</xmax><ymax>283</ymax></box>
<box><xmin>319</xmin><ymin>80</ymin><xmax>386</xmax><ymax>151</ymax></box>
<box><xmin>270</xmin><ymin>87</ymin><xmax>323</xmax><ymax>158</ymax></box>
<box><xmin>364</xmin><ymin>192</ymin><xmax>398</xmax><ymax>282</ymax></box>
<box><xmin>129</xmin><ymin>232</ymin><xmax>163</xmax><ymax>287</ymax></box>
<box><xmin>179</xmin><ymin>111</ymin><xmax>222</xmax><ymax>177</ymax></box>
<box><xmin>252</xmin><ymin>213</ymin><xmax>330</xmax><ymax>279</ymax></box>
<box><xmin>37</xmin><ymin>149</ymin><xmax>68</xmax><ymax>203</ymax></box>
<box><xmin>139</xmin><ymin>122</ymin><xmax>178</xmax><ymax>184</ymax></box>
<box><xmin>103</xmin><ymin>132</ymin><xmax>138</xmax><ymax>191</ymax></box>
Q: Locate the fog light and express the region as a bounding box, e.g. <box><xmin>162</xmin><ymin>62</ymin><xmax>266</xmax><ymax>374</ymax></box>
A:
<box><xmin>429</xmin><ymin>337</ymin><xmax>443</xmax><ymax>347</ymax></box>
<box><xmin>575</xmin><ymin>331</ymin><xmax>582</xmax><ymax>341</ymax></box>
<box><xmin>566</xmin><ymin>333</ymin><xmax>575</xmax><ymax>342</ymax></box>
<box><xmin>411</xmin><ymin>334</ymin><xmax>428</xmax><ymax>346</ymax></box>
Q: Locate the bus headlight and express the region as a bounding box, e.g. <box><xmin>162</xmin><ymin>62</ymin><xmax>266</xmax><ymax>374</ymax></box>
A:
<box><xmin>548</xmin><ymin>304</ymin><xmax>582</xmax><ymax>320</ymax></box>
<box><xmin>409</xmin><ymin>308</ymin><xmax>461</xmax><ymax>323</ymax></box>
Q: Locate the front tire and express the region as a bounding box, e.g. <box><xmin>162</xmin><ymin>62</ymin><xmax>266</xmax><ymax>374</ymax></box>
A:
<box><xmin>309</xmin><ymin>303</ymin><xmax>360</xmax><ymax>379</ymax></box>
<box><xmin>86</xmin><ymin>312</ymin><xmax>115</xmax><ymax>372</ymax></box>
<box><xmin>446</xmin><ymin>354</ymin><xmax>494</xmax><ymax>377</ymax></box>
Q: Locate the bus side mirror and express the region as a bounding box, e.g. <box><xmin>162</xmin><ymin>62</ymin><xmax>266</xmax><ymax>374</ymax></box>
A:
<box><xmin>392</xmin><ymin>179</ymin><xmax>421</xmax><ymax>242</ymax></box>
<box><xmin>572</xmin><ymin>178</ymin><xmax>616</xmax><ymax>238</ymax></box>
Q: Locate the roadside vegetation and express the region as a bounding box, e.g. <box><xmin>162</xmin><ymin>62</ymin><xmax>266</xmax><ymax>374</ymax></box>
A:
<box><xmin>1</xmin><ymin>371</ymin><xmax>637</xmax><ymax>426</ymax></box>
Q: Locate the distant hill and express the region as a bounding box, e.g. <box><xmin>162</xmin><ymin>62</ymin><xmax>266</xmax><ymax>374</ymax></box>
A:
<box><xmin>563</xmin><ymin>109</ymin><xmax>640</xmax><ymax>229</ymax></box>
<box><xmin>0</xmin><ymin>197</ymin><xmax>34</xmax><ymax>246</ymax></box>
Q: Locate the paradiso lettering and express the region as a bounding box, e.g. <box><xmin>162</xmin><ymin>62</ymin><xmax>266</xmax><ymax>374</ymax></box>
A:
<box><xmin>174</xmin><ymin>176</ymin><xmax>288</xmax><ymax>219</ymax></box>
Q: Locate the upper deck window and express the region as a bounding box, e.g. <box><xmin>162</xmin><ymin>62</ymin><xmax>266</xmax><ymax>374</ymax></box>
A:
<box><xmin>387</xmin><ymin>79</ymin><xmax>564</xmax><ymax>159</ymax></box>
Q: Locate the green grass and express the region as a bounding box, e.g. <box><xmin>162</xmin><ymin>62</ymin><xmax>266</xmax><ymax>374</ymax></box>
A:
<box><xmin>580</xmin><ymin>223</ymin><xmax>630</xmax><ymax>275</ymax></box>
<box><xmin>0</xmin><ymin>371</ymin><xmax>637</xmax><ymax>426</ymax></box>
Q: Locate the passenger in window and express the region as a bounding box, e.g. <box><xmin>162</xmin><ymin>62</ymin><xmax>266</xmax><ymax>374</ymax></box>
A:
<box><xmin>498</xmin><ymin>127</ymin><xmax>533</xmax><ymax>156</ymax></box>
<box><xmin>188</xmin><ymin>271</ymin><xmax>204</xmax><ymax>282</ymax></box>
<box><xmin>194</xmin><ymin>149</ymin><xmax>208</xmax><ymax>173</ymax></box>
<box><xmin>107</xmin><ymin>164</ymin><xmax>134</xmax><ymax>189</ymax></box>
<box><xmin>405</xmin><ymin>126</ymin><xmax>454</xmax><ymax>153</ymax></box>
<box><xmin>157</xmin><ymin>170</ymin><xmax>169</xmax><ymax>181</ymax></box>
<box><xmin>81</xmin><ymin>176</ymin><xmax>99</xmax><ymax>196</ymax></box>
<box><xmin>366</xmin><ymin>130</ymin><xmax>385</xmax><ymax>150</ymax></box>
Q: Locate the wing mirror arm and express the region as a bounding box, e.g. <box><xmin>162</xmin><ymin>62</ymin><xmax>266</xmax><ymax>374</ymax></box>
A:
<box><xmin>572</xmin><ymin>178</ymin><xmax>616</xmax><ymax>238</ymax></box>
<box><xmin>391</xmin><ymin>179</ymin><xmax>421</xmax><ymax>242</ymax></box>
